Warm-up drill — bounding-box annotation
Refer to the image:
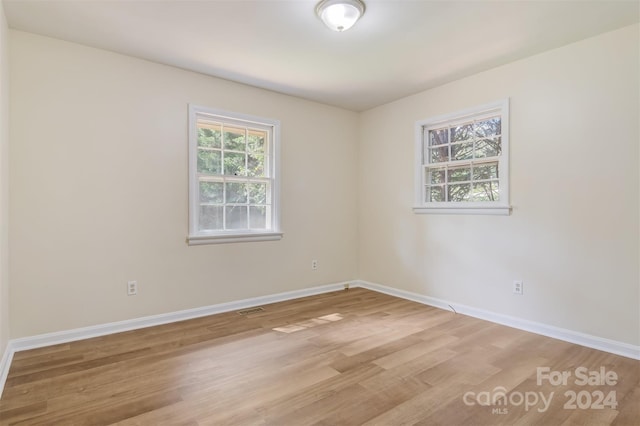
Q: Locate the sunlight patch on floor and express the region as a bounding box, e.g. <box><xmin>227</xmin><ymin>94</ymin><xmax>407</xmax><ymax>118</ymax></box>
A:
<box><xmin>273</xmin><ymin>313</ymin><xmax>343</xmax><ymax>333</ymax></box>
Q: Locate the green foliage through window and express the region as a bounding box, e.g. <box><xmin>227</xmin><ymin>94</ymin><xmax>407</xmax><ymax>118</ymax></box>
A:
<box><xmin>195</xmin><ymin>118</ymin><xmax>271</xmax><ymax>231</ymax></box>
<box><xmin>424</xmin><ymin>114</ymin><xmax>502</xmax><ymax>203</ymax></box>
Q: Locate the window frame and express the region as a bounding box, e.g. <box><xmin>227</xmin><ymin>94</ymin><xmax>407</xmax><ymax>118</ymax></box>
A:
<box><xmin>187</xmin><ymin>104</ymin><xmax>282</xmax><ymax>245</ymax></box>
<box><xmin>413</xmin><ymin>99</ymin><xmax>511</xmax><ymax>215</ymax></box>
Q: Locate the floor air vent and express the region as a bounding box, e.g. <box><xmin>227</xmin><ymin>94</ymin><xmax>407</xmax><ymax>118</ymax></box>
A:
<box><xmin>237</xmin><ymin>307</ymin><xmax>264</xmax><ymax>315</ymax></box>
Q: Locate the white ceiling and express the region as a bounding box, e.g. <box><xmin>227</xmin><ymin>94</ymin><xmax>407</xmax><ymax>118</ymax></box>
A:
<box><xmin>3</xmin><ymin>0</ymin><xmax>639</xmax><ymax>111</ymax></box>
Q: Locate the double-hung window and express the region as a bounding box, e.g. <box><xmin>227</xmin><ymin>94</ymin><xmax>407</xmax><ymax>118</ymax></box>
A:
<box><xmin>414</xmin><ymin>99</ymin><xmax>511</xmax><ymax>215</ymax></box>
<box><xmin>188</xmin><ymin>105</ymin><xmax>282</xmax><ymax>245</ymax></box>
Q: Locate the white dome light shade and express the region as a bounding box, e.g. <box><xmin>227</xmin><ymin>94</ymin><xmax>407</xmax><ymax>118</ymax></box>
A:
<box><xmin>316</xmin><ymin>0</ymin><xmax>366</xmax><ymax>32</ymax></box>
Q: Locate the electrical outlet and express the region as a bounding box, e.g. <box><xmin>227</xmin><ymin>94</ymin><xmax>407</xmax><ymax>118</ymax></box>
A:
<box><xmin>513</xmin><ymin>280</ymin><xmax>523</xmax><ymax>295</ymax></box>
<box><xmin>311</xmin><ymin>259</ymin><xmax>318</xmax><ymax>270</ymax></box>
<box><xmin>127</xmin><ymin>280</ymin><xmax>138</xmax><ymax>296</ymax></box>
<box><xmin>344</xmin><ymin>283</ymin><xmax>350</xmax><ymax>291</ymax></box>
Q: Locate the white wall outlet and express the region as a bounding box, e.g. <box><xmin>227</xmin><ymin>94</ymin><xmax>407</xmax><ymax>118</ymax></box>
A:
<box><xmin>311</xmin><ymin>259</ymin><xmax>318</xmax><ymax>270</ymax></box>
<box><xmin>513</xmin><ymin>280</ymin><xmax>523</xmax><ymax>295</ymax></box>
<box><xmin>127</xmin><ymin>280</ymin><xmax>138</xmax><ymax>296</ymax></box>
<box><xmin>344</xmin><ymin>283</ymin><xmax>350</xmax><ymax>290</ymax></box>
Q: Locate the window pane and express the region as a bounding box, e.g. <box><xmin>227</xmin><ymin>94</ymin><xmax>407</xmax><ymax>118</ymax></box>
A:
<box><xmin>475</xmin><ymin>137</ymin><xmax>501</xmax><ymax>158</ymax></box>
<box><xmin>426</xmin><ymin>185</ymin><xmax>444</xmax><ymax>202</ymax></box>
<box><xmin>427</xmin><ymin>168</ymin><xmax>446</xmax><ymax>184</ymax></box>
<box><xmin>472</xmin><ymin>181</ymin><xmax>500</xmax><ymax>201</ymax></box>
<box><xmin>247</xmin><ymin>153</ymin><xmax>265</xmax><ymax>177</ymax></box>
<box><xmin>475</xmin><ymin>117</ymin><xmax>501</xmax><ymax>138</ymax></box>
<box><xmin>248</xmin><ymin>131</ymin><xmax>266</xmax><ymax>152</ymax></box>
<box><xmin>198</xmin><ymin>149</ymin><xmax>221</xmax><ymax>174</ymax></box>
<box><xmin>448</xmin><ymin>183</ymin><xmax>471</xmax><ymax>202</ymax></box>
<box><xmin>224</xmin><ymin>152</ymin><xmax>246</xmax><ymax>176</ymax></box>
<box><xmin>248</xmin><ymin>183</ymin><xmax>267</xmax><ymax>204</ymax></box>
<box><xmin>416</xmin><ymin>101</ymin><xmax>507</xmax><ymax>209</ymax></box>
<box><xmin>199</xmin><ymin>181</ymin><xmax>223</xmax><ymax>203</ymax></box>
<box><xmin>197</xmin><ymin>125</ymin><xmax>222</xmax><ymax>148</ymax></box>
<box><xmin>473</xmin><ymin>162</ymin><xmax>499</xmax><ymax>180</ymax></box>
<box><xmin>429</xmin><ymin>128</ymin><xmax>448</xmax><ymax>146</ymax></box>
<box><xmin>224</xmin><ymin>126</ymin><xmax>246</xmax><ymax>151</ymax></box>
<box><xmin>429</xmin><ymin>146</ymin><xmax>449</xmax><ymax>163</ymax></box>
<box><xmin>249</xmin><ymin>206</ymin><xmax>267</xmax><ymax>229</ymax></box>
<box><xmin>225</xmin><ymin>206</ymin><xmax>248</xmax><ymax>229</ymax></box>
<box><xmin>451</xmin><ymin>142</ymin><xmax>473</xmax><ymax>161</ymax></box>
<box><xmin>451</xmin><ymin>123</ymin><xmax>473</xmax><ymax>142</ymax></box>
<box><xmin>448</xmin><ymin>167</ymin><xmax>471</xmax><ymax>182</ymax></box>
<box><xmin>225</xmin><ymin>182</ymin><xmax>247</xmax><ymax>203</ymax></box>
<box><xmin>191</xmin><ymin>108</ymin><xmax>279</xmax><ymax>240</ymax></box>
<box><xmin>199</xmin><ymin>205</ymin><xmax>223</xmax><ymax>230</ymax></box>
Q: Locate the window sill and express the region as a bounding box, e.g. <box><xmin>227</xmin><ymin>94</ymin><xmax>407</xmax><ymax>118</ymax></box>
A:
<box><xmin>187</xmin><ymin>232</ymin><xmax>283</xmax><ymax>246</ymax></box>
<box><xmin>413</xmin><ymin>205</ymin><xmax>512</xmax><ymax>216</ymax></box>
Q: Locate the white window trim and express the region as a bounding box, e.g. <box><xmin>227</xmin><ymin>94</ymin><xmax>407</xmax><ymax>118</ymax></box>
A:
<box><xmin>413</xmin><ymin>99</ymin><xmax>511</xmax><ymax>216</ymax></box>
<box><xmin>187</xmin><ymin>105</ymin><xmax>282</xmax><ymax>245</ymax></box>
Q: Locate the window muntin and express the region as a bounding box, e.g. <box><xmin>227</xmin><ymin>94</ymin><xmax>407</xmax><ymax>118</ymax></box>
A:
<box><xmin>188</xmin><ymin>106</ymin><xmax>281</xmax><ymax>244</ymax></box>
<box><xmin>414</xmin><ymin>100</ymin><xmax>510</xmax><ymax>215</ymax></box>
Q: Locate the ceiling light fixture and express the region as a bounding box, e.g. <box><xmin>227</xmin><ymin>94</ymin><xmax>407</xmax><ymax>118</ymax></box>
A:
<box><xmin>316</xmin><ymin>0</ymin><xmax>366</xmax><ymax>32</ymax></box>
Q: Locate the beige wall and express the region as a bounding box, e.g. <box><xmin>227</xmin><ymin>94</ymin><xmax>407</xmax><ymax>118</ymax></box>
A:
<box><xmin>7</xmin><ymin>25</ymin><xmax>639</xmax><ymax>347</ymax></box>
<box><xmin>358</xmin><ymin>25</ymin><xmax>639</xmax><ymax>345</ymax></box>
<box><xmin>9</xmin><ymin>31</ymin><xmax>359</xmax><ymax>337</ymax></box>
<box><xmin>0</xmin><ymin>4</ymin><xmax>9</xmax><ymax>355</ymax></box>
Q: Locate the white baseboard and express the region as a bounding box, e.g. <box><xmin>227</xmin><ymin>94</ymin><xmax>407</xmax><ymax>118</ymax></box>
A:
<box><xmin>2</xmin><ymin>279</ymin><xmax>638</xmax><ymax>398</ymax></box>
<box><xmin>0</xmin><ymin>341</ymin><xmax>14</xmax><ymax>399</ymax></box>
<box><xmin>355</xmin><ymin>280</ymin><xmax>640</xmax><ymax>361</ymax></box>
<box><xmin>9</xmin><ymin>281</ymin><xmax>349</xmax><ymax>353</ymax></box>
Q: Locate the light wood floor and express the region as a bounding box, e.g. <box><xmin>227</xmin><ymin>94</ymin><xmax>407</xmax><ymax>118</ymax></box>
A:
<box><xmin>0</xmin><ymin>288</ymin><xmax>638</xmax><ymax>425</ymax></box>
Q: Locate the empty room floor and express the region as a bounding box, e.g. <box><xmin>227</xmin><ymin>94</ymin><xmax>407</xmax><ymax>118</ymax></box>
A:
<box><xmin>0</xmin><ymin>288</ymin><xmax>638</xmax><ymax>425</ymax></box>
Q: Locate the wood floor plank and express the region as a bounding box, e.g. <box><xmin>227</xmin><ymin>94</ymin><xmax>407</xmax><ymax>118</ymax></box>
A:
<box><xmin>1</xmin><ymin>288</ymin><xmax>637</xmax><ymax>425</ymax></box>
<box><xmin>372</xmin><ymin>333</ymin><xmax>458</xmax><ymax>370</ymax></box>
